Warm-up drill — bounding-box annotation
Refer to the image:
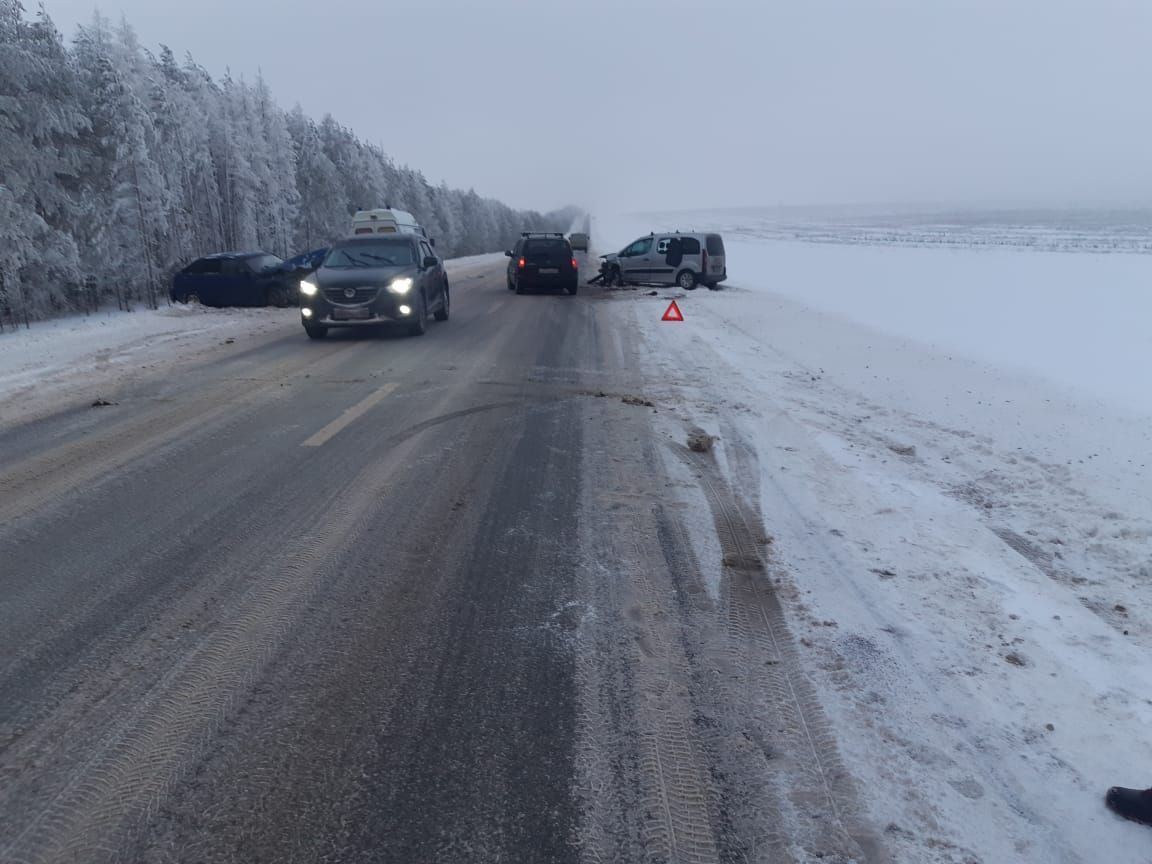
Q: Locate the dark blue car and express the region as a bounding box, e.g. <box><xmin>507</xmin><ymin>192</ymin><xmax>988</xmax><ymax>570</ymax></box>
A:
<box><xmin>172</xmin><ymin>251</ymin><xmax>292</xmax><ymax>307</ymax></box>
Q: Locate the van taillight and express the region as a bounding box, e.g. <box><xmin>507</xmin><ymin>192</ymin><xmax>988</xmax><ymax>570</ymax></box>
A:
<box><xmin>702</xmin><ymin>248</ymin><xmax>709</xmax><ymax>273</ymax></box>
<box><xmin>518</xmin><ymin>257</ymin><xmax>526</xmax><ymax>269</ymax></box>
<box><xmin>571</xmin><ymin>257</ymin><xmax>578</xmax><ymax>269</ymax></box>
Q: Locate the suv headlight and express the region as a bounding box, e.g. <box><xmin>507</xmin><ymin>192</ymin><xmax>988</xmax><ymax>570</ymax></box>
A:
<box><xmin>387</xmin><ymin>277</ymin><xmax>413</xmax><ymax>295</ymax></box>
<box><xmin>300</xmin><ymin>279</ymin><xmax>318</xmax><ymax>296</ymax></box>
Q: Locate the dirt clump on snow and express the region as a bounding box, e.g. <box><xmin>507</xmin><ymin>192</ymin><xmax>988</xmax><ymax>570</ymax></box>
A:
<box><xmin>687</xmin><ymin>428</ymin><xmax>716</xmax><ymax>453</ymax></box>
<box><xmin>722</xmin><ymin>551</ymin><xmax>764</xmax><ymax>571</ymax></box>
<box><xmin>621</xmin><ymin>395</ymin><xmax>655</xmax><ymax>408</ymax></box>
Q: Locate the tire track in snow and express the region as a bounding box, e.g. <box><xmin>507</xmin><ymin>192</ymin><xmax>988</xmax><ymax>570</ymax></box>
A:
<box><xmin>0</xmin><ymin>391</ymin><xmax>426</xmax><ymax>864</ymax></box>
<box><xmin>674</xmin><ymin>435</ymin><xmax>880</xmax><ymax>863</ymax></box>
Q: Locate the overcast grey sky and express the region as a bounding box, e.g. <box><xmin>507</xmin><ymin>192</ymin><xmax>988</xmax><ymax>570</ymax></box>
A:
<box><xmin>40</xmin><ymin>0</ymin><xmax>1152</xmax><ymax>213</ymax></box>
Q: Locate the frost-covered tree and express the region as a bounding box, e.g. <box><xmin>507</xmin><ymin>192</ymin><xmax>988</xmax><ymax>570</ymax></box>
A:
<box><xmin>73</xmin><ymin>12</ymin><xmax>168</xmax><ymax>308</ymax></box>
<box><xmin>0</xmin><ymin>1</ymin><xmax>576</xmax><ymax>322</ymax></box>
<box><xmin>0</xmin><ymin>1</ymin><xmax>87</xmax><ymax>319</ymax></box>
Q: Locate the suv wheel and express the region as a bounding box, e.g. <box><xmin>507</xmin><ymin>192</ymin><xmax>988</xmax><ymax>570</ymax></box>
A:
<box><xmin>676</xmin><ymin>269</ymin><xmax>698</xmax><ymax>290</ymax></box>
<box><xmin>515</xmin><ymin>278</ymin><xmax>527</xmax><ymax>295</ymax></box>
<box><xmin>304</xmin><ymin>323</ymin><xmax>328</xmax><ymax>340</ymax></box>
<box><xmin>434</xmin><ymin>282</ymin><xmax>450</xmax><ymax>321</ymax></box>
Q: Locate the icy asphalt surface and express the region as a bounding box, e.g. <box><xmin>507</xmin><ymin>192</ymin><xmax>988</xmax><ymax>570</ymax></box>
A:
<box><xmin>0</xmin><ymin>260</ymin><xmax>874</xmax><ymax>864</ymax></box>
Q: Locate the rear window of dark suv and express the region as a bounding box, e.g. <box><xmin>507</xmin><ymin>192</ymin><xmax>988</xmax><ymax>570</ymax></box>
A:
<box><xmin>524</xmin><ymin>238</ymin><xmax>568</xmax><ymax>255</ymax></box>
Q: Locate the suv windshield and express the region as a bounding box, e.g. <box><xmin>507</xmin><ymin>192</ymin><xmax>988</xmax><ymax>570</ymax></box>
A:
<box><xmin>324</xmin><ymin>241</ymin><xmax>414</xmax><ymax>268</ymax></box>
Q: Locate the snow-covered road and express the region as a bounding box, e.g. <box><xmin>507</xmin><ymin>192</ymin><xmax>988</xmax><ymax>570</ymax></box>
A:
<box><xmin>601</xmin><ymin>218</ymin><xmax>1152</xmax><ymax>863</ymax></box>
<box><xmin>4</xmin><ymin>226</ymin><xmax>1150</xmax><ymax>861</ymax></box>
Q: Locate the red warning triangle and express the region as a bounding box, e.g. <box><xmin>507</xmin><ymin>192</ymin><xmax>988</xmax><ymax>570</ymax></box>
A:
<box><xmin>661</xmin><ymin>300</ymin><xmax>684</xmax><ymax>322</ymax></box>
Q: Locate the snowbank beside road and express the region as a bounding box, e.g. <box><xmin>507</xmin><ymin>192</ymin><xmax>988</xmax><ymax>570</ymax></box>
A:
<box><xmin>0</xmin><ymin>304</ymin><xmax>298</xmax><ymax>429</ymax></box>
<box><xmin>0</xmin><ymin>253</ymin><xmax>512</xmax><ymax>431</ymax></box>
<box><xmin>604</xmin><ymin>215</ymin><xmax>1152</xmax><ymax>862</ymax></box>
<box><xmin>600</xmin><ymin>214</ymin><xmax>1152</xmax><ymax>416</ymax></box>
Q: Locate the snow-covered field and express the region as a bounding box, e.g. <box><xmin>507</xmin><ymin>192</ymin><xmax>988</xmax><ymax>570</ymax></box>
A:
<box><xmin>601</xmin><ymin>211</ymin><xmax>1152</xmax><ymax>862</ymax></box>
<box><xmin>0</xmin><ymin>254</ymin><xmax>504</xmax><ymax>430</ymax></box>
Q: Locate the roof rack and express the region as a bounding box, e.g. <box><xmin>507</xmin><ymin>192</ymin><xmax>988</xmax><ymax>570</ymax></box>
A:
<box><xmin>521</xmin><ymin>231</ymin><xmax>565</xmax><ymax>238</ymax></box>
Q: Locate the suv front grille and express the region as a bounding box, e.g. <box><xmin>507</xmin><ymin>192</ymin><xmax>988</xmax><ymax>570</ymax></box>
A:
<box><xmin>324</xmin><ymin>286</ymin><xmax>378</xmax><ymax>304</ymax></box>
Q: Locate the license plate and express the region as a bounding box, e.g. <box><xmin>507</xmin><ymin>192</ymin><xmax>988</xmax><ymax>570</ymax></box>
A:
<box><xmin>332</xmin><ymin>307</ymin><xmax>371</xmax><ymax>320</ymax></box>
<box><xmin>538</xmin><ymin>268</ymin><xmax>559</xmax><ymax>274</ymax></box>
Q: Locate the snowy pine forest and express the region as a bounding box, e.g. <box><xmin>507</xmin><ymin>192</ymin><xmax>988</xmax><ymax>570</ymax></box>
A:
<box><xmin>0</xmin><ymin>3</ymin><xmax>577</xmax><ymax>321</ymax></box>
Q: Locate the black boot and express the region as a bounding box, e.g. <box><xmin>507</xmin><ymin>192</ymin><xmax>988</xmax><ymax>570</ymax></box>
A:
<box><xmin>1106</xmin><ymin>786</ymin><xmax>1152</xmax><ymax>826</ymax></box>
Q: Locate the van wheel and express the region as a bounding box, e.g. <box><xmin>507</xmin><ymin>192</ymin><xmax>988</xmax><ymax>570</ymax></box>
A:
<box><xmin>267</xmin><ymin>284</ymin><xmax>291</xmax><ymax>307</ymax></box>
<box><xmin>676</xmin><ymin>270</ymin><xmax>698</xmax><ymax>290</ymax></box>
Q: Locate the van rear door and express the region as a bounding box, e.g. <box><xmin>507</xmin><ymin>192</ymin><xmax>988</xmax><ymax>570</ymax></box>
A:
<box><xmin>704</xmin><ymin>234</ymin><xmax>726</xmax><ymax>282</ymax></box>
<box><xmin>522</xmin><ymin>237</ymin><xmax>569</xmax><ymax>276</ymax></box>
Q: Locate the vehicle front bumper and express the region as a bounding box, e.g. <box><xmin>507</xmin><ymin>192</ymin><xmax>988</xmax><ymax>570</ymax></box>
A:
<box><xmin>301</xmin><ymin>289</ymin><xmax>414</xmax><ymax>327</ymax></box>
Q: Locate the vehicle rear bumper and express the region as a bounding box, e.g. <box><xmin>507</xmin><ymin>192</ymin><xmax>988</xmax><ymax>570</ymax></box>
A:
<box><xmin>519</xmin><ymin>272</ymin><xmax>579</xmax><ymax>288</ymax></box>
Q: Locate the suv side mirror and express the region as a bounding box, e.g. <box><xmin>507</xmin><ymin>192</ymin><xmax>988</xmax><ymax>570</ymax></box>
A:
<box><xmin>422</xmin><ymin>255</ymin><xmax>438</xmax><ymax>269</ymax></box>
<box><xmin>504</xmin><ymin>250</ymin><xmax>514</xmax><ymax>257</ymax></box>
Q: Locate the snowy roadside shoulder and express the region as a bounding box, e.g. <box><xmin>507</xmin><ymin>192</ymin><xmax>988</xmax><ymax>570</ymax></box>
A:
<box><xmin>0</xmin><ymin>304</ymin><xmax>298</xmax><ymax>430</ymax></box>
<box><xmin>618</xmin><ymin>250</ymin><xmax>1152</xmax><ymax>863</ymax></box>
<box><xmin>445</xmin><ymin>251</ymin><xmax>508</xmax><ymax>278</ymax></box>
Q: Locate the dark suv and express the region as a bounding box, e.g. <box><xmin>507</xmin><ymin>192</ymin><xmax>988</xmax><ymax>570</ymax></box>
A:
<box><xmin>171</xmin><ymin>252</ymin><xmax>292</xmax><ymax>306</ymax></box>
<box><xmin>297</xmin><ymin>236</ymin><xmax>449</xmax><ymax>339</ymax></box>
<box><xmin>505</xmin><ymin>233</ymin><xmax>579</xmax><ymax>295</ymax></box>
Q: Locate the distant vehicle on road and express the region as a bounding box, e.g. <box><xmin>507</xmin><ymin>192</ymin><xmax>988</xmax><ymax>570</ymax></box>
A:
<box><xmin>506</xmin><ymin>233</ymin><xmax>579</xmax><ymax>295</ymax></box>
<box><xmin>349</xmin><ymin>208</ymin><xmax>428</xmax><ymax>240</ymax></box>
<box><xmin>171</xmin><ymin>252</ymin><xmax>292</xmax><ymax>307</ymax></box>
<box><xmin>600</xmin><ymin>232</ymin><xmax>727</xmax><ymax>290</ymax></box>
<box><xmin>569</xmin><ymin>232</ymin><xmax>589</xmax><ymax>252</ymax></box>
<box><xmin>297</xmin><ymin>235</ymin><xmax>449</xmax><ymax>339</ymax></box>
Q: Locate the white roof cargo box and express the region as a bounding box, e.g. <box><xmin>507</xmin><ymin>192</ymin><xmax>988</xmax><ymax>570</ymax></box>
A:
<box><xmin>350</xmin><ymin>208</ymin><xmax>426</xmax><ymax>237</ymax></box>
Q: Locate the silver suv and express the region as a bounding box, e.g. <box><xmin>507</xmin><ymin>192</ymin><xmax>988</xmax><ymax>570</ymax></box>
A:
<box><xmin>602</xmin><ymin>232</ymin><xmax>727</xmax><ymax>290</ymax></box>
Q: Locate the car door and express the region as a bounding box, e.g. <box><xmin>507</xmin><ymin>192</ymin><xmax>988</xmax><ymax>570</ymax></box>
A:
<box><xmin>190</xmin><ymin>258</ymin><xmax>227</xmax><ymax>304</ymax></box>
<box><xmin>175</xmin><ymin>257</ymin><xmax>220</xmax><ymax>302</ymax></box>
<box><xmin>214</xmin><ymin>258</ymin><xmax>249</xmax><ymax>306</ymax></box>
<box><xmin>618</xmin><ymin>236</ymin><xmax>653</xmax><ymax>282</ymax></box>
<box><xmin>653</xmin><ymin>236</ymin><xmax>683</xmax><ymax>285</ymax></box>
<box><xmin>245</xmin><ymin>257</ymin><xmax>273</xmax><ymax>305</ymax></box>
